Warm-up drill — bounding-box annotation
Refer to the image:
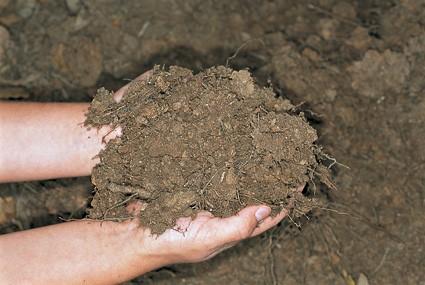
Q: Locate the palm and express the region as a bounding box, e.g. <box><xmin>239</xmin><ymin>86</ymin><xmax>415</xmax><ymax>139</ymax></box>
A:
<box><xmin>145</xmin><ymin>207</ymin><xmax>288</xmax><ymax>263</ymax></box>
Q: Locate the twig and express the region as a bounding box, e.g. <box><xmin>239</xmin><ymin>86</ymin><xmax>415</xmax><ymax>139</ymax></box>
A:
<box><xmin>372</xmin><ymin>247</ymin><xmax>390</xmax><ymax>275</ymax></box>
<box><xmin>307</xmin><ymin>4</ymin><xmax>365</xmax><ymax>28</ymax></box>
<box><xmin>137</xmin><ymin>21</ymin><xmax>151</xmax><ymax>37</ymax></box>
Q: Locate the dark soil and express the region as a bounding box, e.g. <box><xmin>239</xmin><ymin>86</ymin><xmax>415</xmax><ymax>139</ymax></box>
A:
<box><xmin>85</xmin><ymin>66</ymin><xmax>329</xmax><ymax>234</ymax></box>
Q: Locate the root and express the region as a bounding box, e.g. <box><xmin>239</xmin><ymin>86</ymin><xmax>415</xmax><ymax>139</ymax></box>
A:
<box><xmin>317</xmin><ymin>207</ymin><xmax>350</xmax><ymax>216</ymax></box>
<box><xmin>268</xmin><ymin>237</ymin><xmax>277</xmax><ymax>285</ymax></box>
<box><xmin>59</xmin><ymin>216</ymin><xmax>133</xmax><ymax>222</ymax></box>
<box><xmin>321</xmin><ymin>152</ymin><xmax>350</xmax><ymax>169</ymax></box>
<box><xmin>265</xmin><ymin>229</ymin><xmax>279</xmax><ymax>285</ymax></box>
<box><xmin>372</xmin><ymin>247</ymin><xmax>390</xmax><ymax>275</ymax></box>
<box><xmin>226</xmin><ymin>38</ymin><xmax>266</xmax><ymax>67</ymax></box>
<box><xmin>239</xmin><ymin>193</ymin><xmax>268</xmax><ymax>204</ymax></box>
<box><xmin>307</xmin><ymin>4</ymin><xmax>367</xmax><ymax>28</ymax></box>
<box><xmin>327</xmin><ymin>202</ymin><xmax>403</xmax><ymax>243</ymax></box>
<box><xmin>287</xmin><ymin>214</ymin><xmax>302</xmax><ymax>228</ymax></box>
<box><xmin>314</xmin><ymin>165</ymin><xmax>338</xmax><ymax>191</ymax></box>
<box><xmin>102</xmin><ymin>193</ymin><xmax>138</xmax><ymax>219</ymax></box>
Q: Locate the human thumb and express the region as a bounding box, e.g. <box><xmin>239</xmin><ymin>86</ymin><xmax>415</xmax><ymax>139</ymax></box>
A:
<box><xmin>218</xmin><ymin>205</ymin><xmax>271</xmax><ymax>242</ymax></box>
<box><xmin>254</xmin><ymin>206</ymin><xmax>272</xmax><ymax>222</ymax></box>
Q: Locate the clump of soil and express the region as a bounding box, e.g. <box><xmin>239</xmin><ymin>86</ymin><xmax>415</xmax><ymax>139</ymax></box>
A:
<box><xmin>85</xmin><ymin>66</ymin><xmax>331</xmax><ymax>234</ymax></box>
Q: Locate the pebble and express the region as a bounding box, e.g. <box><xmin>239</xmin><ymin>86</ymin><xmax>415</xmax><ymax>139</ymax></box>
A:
<box><xmin>317</xmin><ymin>18</ymin><xmax>337</xmax><ymax>40</ymax></box>
<box><xmin>65</xmin><ymin>0</ymin><xmax>82</xmax><ymax>15</ymax></box>
<box><xmin>16</xmin><ymin>0</ymin><xmax>37</xmax><ymax>19</ymax></box>
<box><xmin>332</xmin><ymin>2</ymin><xmax>357</xmax><ymax>20</ymax></box>
<box><xmin>346</xmin><ymin>27</ymin><xmax>372</xmax><ymax>50</ymax></box>
<box><xmin>51</xmin><ymin>37</ymin><xmax>103</xmax><ymax>87</ymax></box>
<box><xmin>357</xmin><ymin>273</ymin><xmax>369</xmax><ymax>285</ymax></box>
<box><xmin>302</xmin><ymin>47</ymin><xmax>321</xmax><ymax>62</ymax></box>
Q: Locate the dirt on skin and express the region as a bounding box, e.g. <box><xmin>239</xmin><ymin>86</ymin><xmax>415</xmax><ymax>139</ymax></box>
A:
<box><xmin>85</xmin><ymin>65</ymin><xmax>331</xmax><ymax>234</ymax></box>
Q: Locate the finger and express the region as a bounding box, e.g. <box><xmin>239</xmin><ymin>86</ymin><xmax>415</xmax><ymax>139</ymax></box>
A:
<box><xmin>126</xmin><ymin>201</ymin><xmax>147</xmax><ymax>216</ymax></box>
<box><xmin>113</xmin><ymin>70</ymin><xmax>153</xmax><ymax>102</ymax></box>
<box><xmin>250</xmin><ymin>208</ymin><xmax>288</xmax><ymax>237</ymax></box>
<box><xmin>215</xmin><ymin>205</ymin><xmax>271</xmax><ymax>243</ymax></box>
<box><xmin>113</xmin><ymin>82</ymin><xmax>129</xmax><ymax>103</ymax></box>
<box><xmin>196</xmin><ymin>211</ymin><xmax>214</xmax><ymax>218</ymax></box>
<box><xmin>296</xmin><ymin>183</ymin><xmax>306</xmax><ymax>192</ymax></box>
<box><xmin>174</xmin><ymin>216</ymin><xmax>192</xmax><ymax>232</ymax></box>
<box><xmin>100</xmin><ymin>125</ymin><xmax>122</xmax><ymax>144</ymax></box>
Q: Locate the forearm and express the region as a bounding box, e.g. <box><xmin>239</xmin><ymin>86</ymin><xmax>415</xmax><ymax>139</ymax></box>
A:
<box><xmin>0</xmin><ymin>102</ymin><xmax>116</xmax><ymax>182</ymax></box>
<box><xmin>0</xmin><ymin>220</ymin><xmax>166</xmax><ymax>285</ymax></box>
<box><xmin>0</xmin><ymin>101</ymin><xmax>168</xmax><ymax>284</ymax></box>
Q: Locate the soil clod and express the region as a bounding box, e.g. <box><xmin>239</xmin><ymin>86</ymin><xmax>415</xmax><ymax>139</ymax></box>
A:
<box><xmin>85</xmin><ymin>66</ymin><xmax>331</xmax><ymax>234</ymax></box>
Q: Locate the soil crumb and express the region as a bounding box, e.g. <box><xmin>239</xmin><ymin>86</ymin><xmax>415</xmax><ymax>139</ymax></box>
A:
<box><xmin>85</xmin><ymin>66</ymin><xmax>331</xmax><ymax>234</ymax></box>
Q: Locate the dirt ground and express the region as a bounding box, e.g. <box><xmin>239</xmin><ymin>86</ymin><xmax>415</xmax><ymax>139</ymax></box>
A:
<box><xmin>0</xmin><ymin>0</ymin><xmax>424</xmax><ymax>284</ymax></box>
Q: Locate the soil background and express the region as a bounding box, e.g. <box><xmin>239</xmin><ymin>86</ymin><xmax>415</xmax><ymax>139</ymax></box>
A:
<box><xmin>0</xmin><ymin>0</ymin><xmax>424</xmax><ymax>284</ymax></box>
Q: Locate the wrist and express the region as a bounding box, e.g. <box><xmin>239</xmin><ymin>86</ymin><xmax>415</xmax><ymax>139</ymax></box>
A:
<box><xmin>102</xmin><ymin>220</ymin><xmax>172</xmax><ymax>273</ymax></box>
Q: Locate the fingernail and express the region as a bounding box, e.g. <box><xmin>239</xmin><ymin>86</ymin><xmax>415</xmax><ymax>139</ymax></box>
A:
<box><xmin>255</xmin><ymin>206</ymin><xmax>271</xmax><ymax>222</ymax></box>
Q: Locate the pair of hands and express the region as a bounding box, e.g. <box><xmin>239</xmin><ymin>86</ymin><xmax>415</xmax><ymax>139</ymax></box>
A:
<box><xmin>104</xmin><ymin>71</ymin><xmax>302</xmax><ymax>264</ymax></box>
<box><xmin>0</xmin><ymin>73</ymin><xmax>302</xmax><ymax>285</ymax></box>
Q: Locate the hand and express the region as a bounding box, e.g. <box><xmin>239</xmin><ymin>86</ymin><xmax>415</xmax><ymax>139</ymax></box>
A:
<box><xmin>142</xmin><ymin>205</ymin><xmax>286</xmax><ymax>263</ymax></box>
<box><xmin>124</xmin><ymin>185</ymin><xmax>304</xmax><ymax>264</ymax></box>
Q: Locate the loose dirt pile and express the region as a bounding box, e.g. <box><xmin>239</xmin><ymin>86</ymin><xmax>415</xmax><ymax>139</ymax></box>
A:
<box><xmin>85</xmin><ymin>66</ymin><xmax>332</xmax><ymax>234</ymax></box>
